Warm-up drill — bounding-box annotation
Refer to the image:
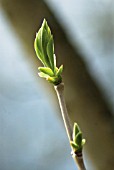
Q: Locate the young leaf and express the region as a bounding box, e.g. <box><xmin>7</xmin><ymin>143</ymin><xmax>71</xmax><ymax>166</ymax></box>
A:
<box><xmin>42</xmin><ymin>19</ymin><xmax>51</xmax><ymax>38</ymax></box>
<box><xmin>73</xmin><ymin>123</ymin><xmax>80</xmax><ymax>141</ymax></box>
<box><xmin>41</xmin><ymin>28</ymin><xmax>51</xmax><ymax>68</ymax></box>
<box><xmin>70</xmin><ymin>141</ymin><xmax>79</xmax><ymax>150</ymax></box>
<box><xmin>34</xmin><ymin>30</ymin><xmax>45</xmax><ymax>64</ymax></box>
<box><xmin>75</xmin><ymin>132</ymin><xmax>82</xmax><ymax>146</ymax></box>
<box><xmin>56</xmin><ymin>65</ymin><xmax>63</xmax><ymax>76</ymax></box>
<box><xmin>38</xmin><ymin>67</ymin><xmax>54</xmax><ymax>77</ymax></box>
<box><xmin>47</xmin><ymin>36</ymin><xmax>54</xmax><ymax>71</ymax></box>
<box><xmin>38</xmin><ymin>72</ymin><xmax>49</xmax><ymax>79</ymax></box>
<box><xmin>41</xmin><ymin>19</ymin><xmax>54</xmax><ymax>69</ymax></box>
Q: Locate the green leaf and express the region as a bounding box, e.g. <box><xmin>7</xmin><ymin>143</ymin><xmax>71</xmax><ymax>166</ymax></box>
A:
<box><xmin>41</xmin><ymin>28</ymin><xmax>51</xmax><ymax>68</ymax></box>
<box><xmin>56</xmin><ymin>65</ymin><xmax>63</xmax><ymax>76</ymax></box>
<box><xmin>47</xmin><ymin>36</ymin><xmax>54</xmax><ymax>71</ymax></box>
<box><xmin>70</xmin><ymin>141</ymin><xmax>79</xmax><ymax>150</ymax></box>
<box><xmin>41</xmin><ymin>19</ymin><xmax>53</xmax><ymax>69</ymax></box>
<box><xmin>34</xmin><ymin>29</ymin><xmax>45</xmax><ymax>64</ymax></box>
<box><xmin>36</xmin><ymin>29</ymin><xmax>43</xmax><ymax>51</ymax></box>
<box><xmin>38</xmin><ymin>67</ymin><xmax>54</xmax><ymax>77</ymax></box>
<box><xmin>73</xmin><ymin>123</ymin><xmax>80</xmax><ymax>141</ymax></box>
<box><xmin>75</xmin><ymin>132</ymin><xmax>82</xmax><ymax>146</ymax></box>
<box><xmin>42</xmin><ymin>19</ymin><xmax>51</xmax><ymax>38</ymax></box>
<box><xmin>38</xmin><ymin>72</ymin><xmax>49</xmax><ymax>79</ymax></box>
<box><xmin>34</xmin><ymin>19</ymin><xmax>53</xmax><ymax>68</ymax></box>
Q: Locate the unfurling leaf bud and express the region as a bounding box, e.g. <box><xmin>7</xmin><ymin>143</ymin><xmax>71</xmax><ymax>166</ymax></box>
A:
<box><xmin>34</xmin><ymin>19</ymin><xmax>63</xmax><ymax>85</ymax></box>
<box><xmin>70</xmin><ymin>123</ymin><xmax>86</xmax><ymax>153</ymax></box>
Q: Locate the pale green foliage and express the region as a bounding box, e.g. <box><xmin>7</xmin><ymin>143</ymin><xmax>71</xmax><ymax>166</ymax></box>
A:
<box><xmin>70</xmin><ymin>123</ymin><xmax>86</xmax><ymax>153</ymax></box>
<box><xmin>34</xmin><ymin>19</ymin><xmax>63</xmax><ymax>85</ymax></box>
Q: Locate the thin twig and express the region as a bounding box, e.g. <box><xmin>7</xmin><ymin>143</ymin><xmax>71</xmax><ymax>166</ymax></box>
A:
<box><xmin>54</xmin><ymin>83</ymin><xmax>72</xmax><ymax>141</ymax></box>
<box><xmin>54</xmin><ymin>83</ymin><xmax>86</xmax><ymax>170</ymax></box>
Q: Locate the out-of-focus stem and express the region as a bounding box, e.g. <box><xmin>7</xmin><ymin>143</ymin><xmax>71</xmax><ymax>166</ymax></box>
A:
<box><xmin>54</xmin><ymin>83</ymin><xmax>86</xmax><ymax>170</ymax></box>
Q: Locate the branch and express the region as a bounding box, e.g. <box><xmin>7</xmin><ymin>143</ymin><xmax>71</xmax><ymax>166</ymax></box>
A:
<box><xmin>34</xmin><ymin>19</ymin><xmax>86</xmax><ymax>170</ymax></box>
<box><xmin>54</xmin><ymin>83</ymin><xmax>86</xmax><ymax>170</ymax></box>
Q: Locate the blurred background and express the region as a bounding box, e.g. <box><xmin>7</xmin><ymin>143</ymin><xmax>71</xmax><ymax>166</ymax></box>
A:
<box><xmin>0</xmin><ymin>0</ymin><xmax>114</xmax><ymax>170</ymax></box>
